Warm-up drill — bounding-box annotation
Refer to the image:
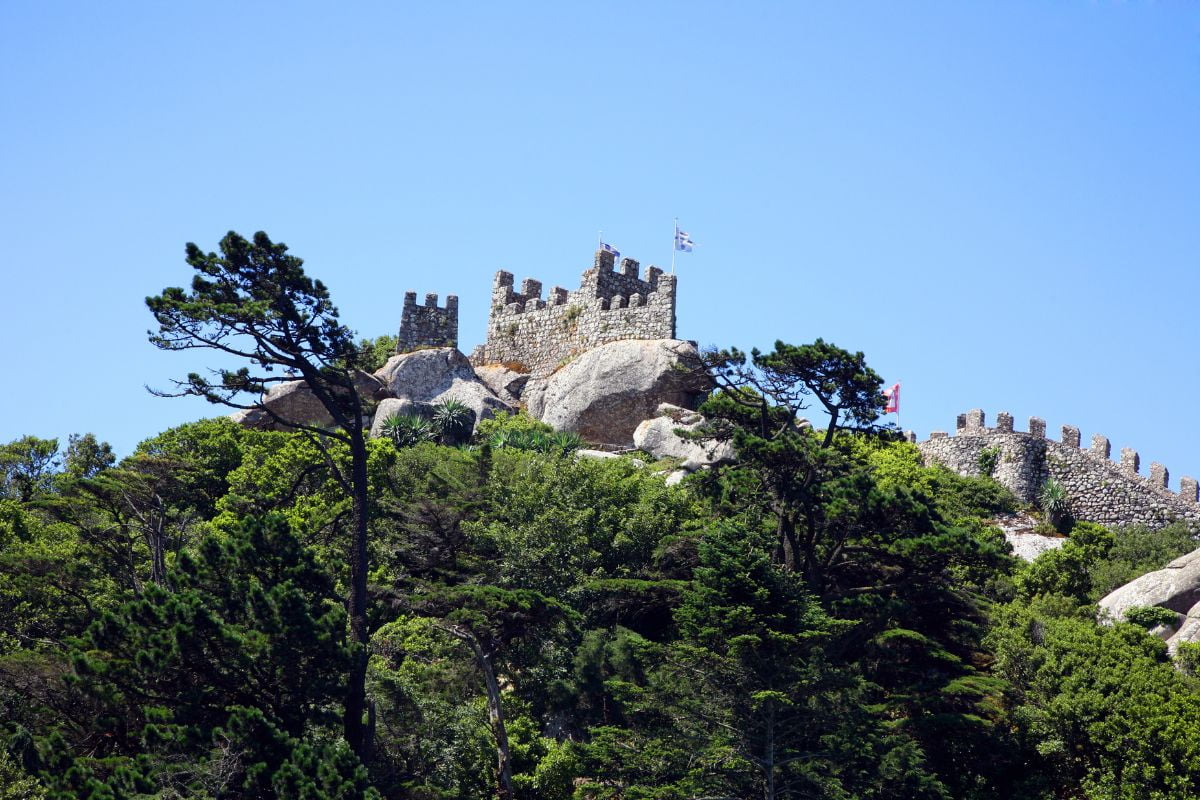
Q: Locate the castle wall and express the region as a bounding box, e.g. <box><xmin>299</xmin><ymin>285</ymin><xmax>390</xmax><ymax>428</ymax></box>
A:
<box><xmin>398</xmin><ymin>292</ymin><xmax>458</xmax><ymax>352</ymax></box>
<box><xmin>918</xmin><ymin>410</ymin><xmax>1200</xmax><ymax>529</ymax></box>
<box><xmin>470</xmin><ymin>248</ymin><xmax>677</xmax><ymax>376</ymax></box>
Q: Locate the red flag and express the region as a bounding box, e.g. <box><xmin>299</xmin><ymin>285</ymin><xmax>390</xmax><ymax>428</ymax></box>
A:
<box><xmin>883</xmin><ymin>383</ymin><xmax>900</xmax><ymax>414</ymax></box>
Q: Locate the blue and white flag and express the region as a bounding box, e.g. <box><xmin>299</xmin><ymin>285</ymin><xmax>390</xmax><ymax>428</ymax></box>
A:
<box><xmin>600</xmin><ymin>241</ymin><xmax>621</xmax><ymax>258</ymax></box>
<box><xmin>674</xmin><ymin>226</ymin><xmax>694</xmax><ymax>252</ymax></box>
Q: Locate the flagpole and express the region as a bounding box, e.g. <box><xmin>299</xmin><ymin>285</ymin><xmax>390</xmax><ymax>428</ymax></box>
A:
<box><xmin>671</xmin><ymin>219</ymin><xmax>677</xmax><ymax>274</ymax></box>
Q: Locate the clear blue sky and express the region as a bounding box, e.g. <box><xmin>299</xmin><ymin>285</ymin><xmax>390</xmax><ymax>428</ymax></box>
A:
<box><xmin>2</xmin><ymin>3</ymin><xmax>1198</xmax><ymax>487</ymax></box>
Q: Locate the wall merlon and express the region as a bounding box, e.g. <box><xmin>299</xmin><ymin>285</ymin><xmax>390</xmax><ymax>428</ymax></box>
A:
<box><xmin>404</xmin><ymin>290</ymin><xmax>417</xmax><ymax>305</ymax></box>
<box><xmin>1062</xmin><ymin>425</ymin><xmax>1080</xmax><ymax>448</ymax></box>
<box><xmin>1181</xmin><ymin>477</ymin><xmax>1199</xmax><ymax>502</ymax></box>
<box><xmin>1121</xmin><ymin>447</ymin><xmax>1140</xmax><ymax>474</ymax></box>
<box><xmin>905</xmin><ymin>430</ymin><xmax>917</xmax><ymax>443</ymax></box>
<box><xmin>646</xmin><ymin>265</ymin><xmax>663</xmax><ymax>287</ymax></box>
<box><xmin>550</xmin><ymin>286</ymin><xmax>568</xmax><ymax>305</ymax></box>
<box><xmin>1029</xmin><ymin>417</ymin><xmax>1046</xmax><ymax>438</ymax></box>
<box><xmin>967</xmin><ymin>409</ymin><xmax>986</xmax><ymax>429</ymax></box>
<box><xmin>495</xmin><ymin>270</ymin><xmax>515</xmax><ymax>289</ymax></box>
<box><xmin>1151</xmin><ymin>462</ymin><xmax>1169</xmax><ymax>488</ymax></box>
<box><xmin>1092</xmin><ymin>434</ymin><xmax>1110</xmax><ymax>459</ymax></box>
<box><xmin>996</xmin><ymin>412</ymin><xmax>1014</xmax><ymax>432</ymax></box>
<box><xmin>520</xmin><ymin>278</ymin><xmax>543</xmax><ymax>299</ymax></box>
<box><xmin>595</xmin><ymin>249</ymin><xmax>616</xmax><ymax>271</ymax></box>
<box><xmin>424</xmin><ymin>292</ymin><xmax>439</xmax><ymax>307</ymax></box>
<box><xmin>956</xmin><ymin>414</ymin><xmax>967</xmax><ymax>431</ymax></box>
<box><xmin>620</xmin><ymin>257</ymin><xmax>639</xmax><ymax>278</ymax></box>
<box><xmin>930</xmin><ymin>431</ymin><xmax>948</xmax><ymax>439</ymax></box>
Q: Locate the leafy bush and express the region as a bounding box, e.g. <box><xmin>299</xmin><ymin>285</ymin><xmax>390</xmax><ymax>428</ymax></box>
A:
<box><xmin>474</xmin><ymin>410</ymin><xmax>554</xmax><ymax>442</ymax></box>
<box><xmin>977</xmin><ymin>446</ymin><xmax>1000</xmax><ymax>477</ymax></box>
<box><xmin>1176</xmin><ymin>642</ymin><xmax>1200</xmax><ymax>676</ymax></box>
<box><xmin>1124</xmin><ymin>605</ymin><xmax>1179</xmax><ymax>630</ymax></box>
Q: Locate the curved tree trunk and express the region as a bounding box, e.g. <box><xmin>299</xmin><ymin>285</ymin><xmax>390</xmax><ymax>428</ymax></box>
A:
<box><xmin>344</xmin><ymin>429</ymin><xmax>371</xmax><ymax>759</ymax></box>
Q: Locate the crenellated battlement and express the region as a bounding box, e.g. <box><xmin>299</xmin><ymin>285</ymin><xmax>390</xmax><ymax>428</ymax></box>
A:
<box><xmin>919</xmin><ymin>409</ymin><xmax>1200</xmax><ymax>528</ymax></box>
<box><xmin>472</xmin><ymin>247</ymin><xmax>678</xmax><ymax>376</ymax></box>
<box><xmin>397</xmin><ymin>290</ymin><xmax>459</xmax><ymax>352</ymax></box>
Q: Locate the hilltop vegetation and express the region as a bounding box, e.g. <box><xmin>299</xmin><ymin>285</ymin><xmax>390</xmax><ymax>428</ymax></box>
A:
<box><xmin>4</xmin><ymin>397</ymin><xmax>1200</xmax><ymax>798</ymax></box>
<box><xmin>4</xmin><ymin>234</ymin><xmax>1200</xmax><ymax>799</ymax></box>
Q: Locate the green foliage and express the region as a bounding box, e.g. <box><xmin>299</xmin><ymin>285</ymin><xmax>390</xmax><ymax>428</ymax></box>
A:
<box><xmin>40</xmin><ymin>515</ymin><xmax>375</xmax><ymax>799</ymax></box>
<box><xmin>1038</xmin><ymin>478</ymin><xmax>1072</xmax><ymax>532</ymax></box>
<box><xmin>0</xmin><ymin>747</ymin><xmax>46</xmax><ymax>799</ymax></box>
<box><xmin>0</xmin><ymin>436</ymin><xmax>59</xmax><ymax>502</ymax></box>
<box><xmin>62</xmin><ymin>434</ymin><xmax>114</xmax><ymax>481</ymax></box>
<box><xmin>988</xmin><ymin>596</ymin><xmax>1200</xmax><ymax>798</ymax></box>
<box><xmin>977</xmin><ymin>445</ymin><xmax>1000</xmax><ymax>477</ymax></box>
<box><xmin>1174</xmin><ymin>642</ymin><xmax>1200</xmax><ymax>676</ymax></box>
<box><xmin>13</xmin><ymin>325</ymin><xmax>1200</xmax><ymax>798</ymax></box>
<box><xmin>381</xmin><ymin>413</ymin><xmax>436</xmax><ymax>448</ymax></box>
<box><xmin>1015</xmin><ymin>520</ymin><xmax>1195</xmax><ymax>605</ymax></box>
<box><xmin>352</xmin><ymin>334</ymin><xmax>398</xmax><ymax>374</ymax></box>
<box><xmin>430</xmin><ymin>398</ymin><xmax>475</xmax><ymax>446</ymax></box>
<box><xmin>474</xmin><ymin>409</ymin><xmax>553</xmax><ymax>440</ymax></box>
<box><xmin>1089</xmin><ymin>522</ymin><xmax>1197</xmax><ymax>600</ymax></box>
<box><xmin>1123</xmin><ymin>605</ymin><xmax>1179</xmax><ymax>629</ymax></box>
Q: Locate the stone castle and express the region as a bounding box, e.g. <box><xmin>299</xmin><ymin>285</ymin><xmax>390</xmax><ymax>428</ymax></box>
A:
<box><xmin>395</xmin><ymin>248</ymin><xmax>1197</xmax><ymax>532</ymax></box>
<box><xmin>399</xmin><ymin>247</ymin><xmax>676</xmax><ymax>377</ymax></box>
<box><xmin>918</xmin><ymin>409</ymin><xmax>1200</xmax><ymax>529</ymax></box>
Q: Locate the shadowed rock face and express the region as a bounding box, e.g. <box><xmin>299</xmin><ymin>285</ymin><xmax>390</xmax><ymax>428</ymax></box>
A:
<box><xmin>522</xmin><ymin>339</ymin><xmax>711</xmax><ymax>446</ymax></box>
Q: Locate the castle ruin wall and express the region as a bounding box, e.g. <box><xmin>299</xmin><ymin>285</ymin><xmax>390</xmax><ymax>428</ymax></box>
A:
<box><xmin>918</xmin><ymin>409</ymin><xmax>1200</xmax><ymax>529</ymax></box>
<box><xmin>470</xmin><ymin>248</ymin><xmax>677</xmax><ymax>376</ymax></box>
<box><xmin>398</xmin><ymin>291</ymin><xmax>458</xmax><ymax>351</ymax></box>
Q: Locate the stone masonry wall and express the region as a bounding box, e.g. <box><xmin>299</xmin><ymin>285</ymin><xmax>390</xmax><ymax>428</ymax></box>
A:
<box><xmin>469</xmin><ymin>248</ymin><xmax>677</xmax><ymax>377</ymax></box>
<box><xmin>398</xmin><ymin>292</ymin><xmax>458</xmax><ymax>352</ymax></box>
<box><xmin>918</xmin><ymin>409</ymin><xmax>1200</xmax><ymax>529</ymax></box>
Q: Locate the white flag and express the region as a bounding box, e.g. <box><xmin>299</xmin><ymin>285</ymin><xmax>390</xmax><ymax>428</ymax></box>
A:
<box><xmin>674</xmin><ymin>226</ymin><xmax>693</xmax><ymax>252</ymax></box>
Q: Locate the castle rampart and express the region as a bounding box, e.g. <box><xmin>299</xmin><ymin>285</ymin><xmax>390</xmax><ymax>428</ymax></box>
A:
<box><xmin>470</xmin><ymin>247</ymin><xmax>677</xmax><ymax>376</ymax></box>
<box><xmin>918</xmin><ymin>409</ymin><xmax>1200</xmax><ymax>529</ymax></box>
<box><xmin>398</xmin><ymin>291</ymin><xmax>458</xmax><ymax>352</ymax></box>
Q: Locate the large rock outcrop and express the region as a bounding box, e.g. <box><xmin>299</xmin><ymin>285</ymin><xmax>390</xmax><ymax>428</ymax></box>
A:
<box><xmin>473</xmin><ymin>364</ymin><xmax>530</xmax><ymax>406</ymax></box>
<box><xmin>1097</xmin><ymin>546</ymin><xmax>1200</xmax><ymax>653</ymax></box>
<box><xmin>523</xmin><ymin>339</ymin><xmax>710</xmax><ymax>446</ymax></box>
<box><xmin>1097</xmin><ymin>547</ymin><xmax>1200</xmax><ymax>621</ymax></box>
<box><xmin>230</xmin><ymin>370</ymin><xmax>389</xmax><ymax>431</ymax></box>
<box><xmin>633</xmin><ymin>403</ymin><xmax>735</xmax><ymax>471</ymax></box>
<box><xmin>371</xmin><ymin>347</ymin><xmax>511</xmax><ymax>433</ymax></box>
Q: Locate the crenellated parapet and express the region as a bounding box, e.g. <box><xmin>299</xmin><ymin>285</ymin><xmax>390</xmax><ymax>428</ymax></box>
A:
<box><xmin>919</xmin><ymin>409</ymin><xmax>1200</xmax><ymax>529</ymax></box>
<box><xmin>398</xmin><ymin>291</ymin><xmax>458</xmax><ymax>352</ymax></box>
<box><xmin>471</xmin><ymin>247</ymin><xmax>677</xmax><ymax>376</ymax></box>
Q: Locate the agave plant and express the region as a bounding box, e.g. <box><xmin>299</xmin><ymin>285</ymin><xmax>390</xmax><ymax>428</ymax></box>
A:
<box><xmin>431</xmin><ymin>398</ymin><xmax>475</xmax><ymax>445</ymax></box>
<box><xmin>547</xmin><ymin>431</ymin><xmax>583</xmax><ymax>455</ymax></box>
<box><xmin>380</xmin><ymin>413</ymin><xmax>435</xmax><ymax>448</ymax></box>
<box><xmin>1038</xmin><ymin>477</ymin><xmax>1072</xmax><ymax>532</ymax></box>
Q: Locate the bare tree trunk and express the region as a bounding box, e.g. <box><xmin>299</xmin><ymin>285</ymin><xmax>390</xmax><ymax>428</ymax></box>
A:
<box><xmin>441</xmin><ymin>624</ymin><xmax>514</xmax><ymax>800</ymax></box>
<box><xmin>344</xmin><ymin>430</ymin><xmax>370</xmax><ymax>760</ymax></box>
<box><xmin>472</xmin><ymin>637</ymin><xmax>514</xmax><ymax>800</ymax></box>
